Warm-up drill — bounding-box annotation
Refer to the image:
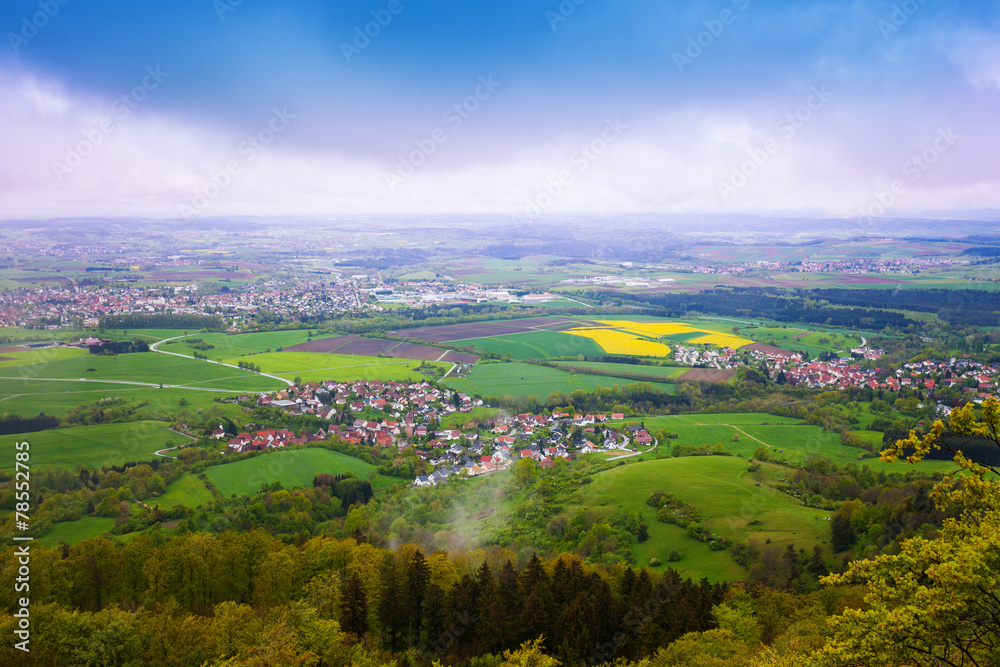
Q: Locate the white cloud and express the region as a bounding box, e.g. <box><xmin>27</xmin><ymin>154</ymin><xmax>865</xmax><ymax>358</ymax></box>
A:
<box><xmin>0</xmin><ymin>68</ymin><xmax>998</xmax><ymax>220</ymax></box>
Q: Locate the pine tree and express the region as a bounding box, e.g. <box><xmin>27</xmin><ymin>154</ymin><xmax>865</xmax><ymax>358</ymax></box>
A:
<box><xmin>403</xmin><ymin>549</ymin><xmax>430</xmax><ymax>649</ymax></box>
<box><xmin>340</xmin><ymin>572</ymin><xmax>369</xmax><ymax>638</ymax></box>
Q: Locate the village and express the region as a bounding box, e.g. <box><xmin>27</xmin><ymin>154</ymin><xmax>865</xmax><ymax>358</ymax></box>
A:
<box><xmin>220</xmin><ymin>379</ymin><xmax>654</xmax><ymax>487</ymax></box>
<box><xmin>0</xmin><ymin>278</ymin><xmax>376</xmax><ymax>329</ymax></box>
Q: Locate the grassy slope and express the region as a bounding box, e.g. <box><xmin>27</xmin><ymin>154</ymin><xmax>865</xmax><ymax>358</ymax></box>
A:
<box><xmin>35</xmin><ymin>517</ymin><xmax>117</xmax><ymax>547</ymax></box>
<box><xmin>0</xmin><ymin>349</ymin><xmax>282</xmax><ymax>388</ymax></box>
<box><xmin>572</xmin><ymin>457</ymin><xmax>830</xmax><ymax>582</ymax></box>
<box><xmin>444</xmin><ymin>362</ymin><xmax>677</xmax><ymax>398</ymax></box>
<box><xmin>153</xmin><ymin>473</ymin><xmax>215</xmax><ymax>508</ymax></box>
<box><xmin>0</xmin><ymin>382</ymin><xmax>249</xmax><ymax>419</ymax></box>
<box><xmin>555</xmin><ymin>362</ymin><xmax>689</xmax><ymax>379</ymax></box>
<box><xmin>0</xmin><ymin>421</ymin><xmax>182</xmax><ymax>472</ymax></box>
<box><xmin>636</xmin><ymin>414</ymin><xmax>953</xmax><ymax>473</ymax></box>
<box><xmin>205</xmin><ymin>448</ymin><xmax>406</xmax><ymax>496</ymax></box>
<box><xmin>165</xmin><ymin>330</ymin><xmax>315</xmax><ymax>361</ymax></box>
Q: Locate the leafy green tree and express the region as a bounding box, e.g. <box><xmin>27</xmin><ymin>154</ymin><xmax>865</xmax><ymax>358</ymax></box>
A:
<box><xmin>813</xmin><ymin>399</ymin><xmax>1000</xmax><ymax>666</ymax></box>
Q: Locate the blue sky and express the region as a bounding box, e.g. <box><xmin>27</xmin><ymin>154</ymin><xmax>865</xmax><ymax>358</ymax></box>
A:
<box><xmin>1</xmin><ymin>0</ymin><xmax>998</xmax><ymax>220</ymax></box>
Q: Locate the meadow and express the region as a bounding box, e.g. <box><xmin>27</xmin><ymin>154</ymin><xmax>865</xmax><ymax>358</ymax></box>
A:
<box><xmin>568</xmin><ymin>456</ymin><xmax>831</xmax><ymax>582</ymax></box>
<box><xmin>35</xmin><ymin>517</ymin><xmax>118</xmax><ymax>548</ymax></box>
<box><xmin>0</xmin><ymin>381</ymin><xmax>250</xmax><ymax>419</ymax></box>
<box><xmin>631</xmin><ymin>413</ymin><xmax>955</xmax><ymax>473</ymax></box>
<box><xmin>204</xmin><ymin>448</ymin><xmax>406</xmax><ymax>497</ymax></box>
<box><xmin>162</xmin><ymin>330</ymin><xmax>316</xmax><ymax>361</ymax></box>
<box><xmin>225</xmin><ymin>351</ymin><xmax>449</xmax><ymax>383</ymax></box>
<box><xmin>733</xmin><ymin>326</ymin><xmax>861</xmax><ymax>356</ymax></box>
<box><xmin>0</xmin><ymin>346</ymin><xmax>283</xmax><ymax>418</ymax></box>
<box><xmin>444</xmin><ymin>361</ymin><xmax>677</xmax><ymax>398</ymax></box>
<box><xmin>0</xmin><ymin>348</ymin><xmax>282</xmax><ymax>389</ymax></box>
<box><xmin>152</xmin><ymin>473</ymin><xmax>215</xmax><ymax>508</ymax></box>
<box><xmin>0</xmin><ymin>421</ymin><xmax>182</xmax><ymax>472</ymax></box>
<box><xmin>553</xmin><ymin>362</ymin><xmax>689</xmax><ymax>380</ymax></box>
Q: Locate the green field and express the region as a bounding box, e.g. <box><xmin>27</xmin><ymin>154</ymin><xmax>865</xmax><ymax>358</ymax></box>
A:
<box><xmin>227</xmin><ymin>351</ymin><xmax>449</xmax><ymax>383</ymax></box>
<box><xmin>163</xmin><ymin>330</ymin><xmax>316</xmax><ymax>361</ymax></box>
<box><xmin>0</xmin><ymin>421</ymin><xmax>183</xmax><ymax>472</ymax></box>
<box><xmin>0</xmin><ymin>348</ymin><xmax>283</xmax><ymax>389</ymax></box>
<box><xmin>153</xmin><ymin>473</ymin><xmax>215</xmax><ymax>508</ymax></box>
<box><xmin>205</xmin><ymin>448</ymin><xmax>406</xmax><ymax>497</ymax></box>
<box><xmin>0</xmin><ymin>346</ymin><xmax>282</xmax><ymax>418</ymax></box>
<box><xmin>633</xmin><ymin>413</ymin><xmax>955</xmax><ymax>473</ymax></box>
<box><xmin>571</xmin><ymin>456</ymin><xmax>831</xmax><ymax>581</ymax></box>
<box><xmin>444</xmin><ymin>362</ymin><xmax>677</xmax><ymax>398</ymax></box>
<box><xmin>734</xmin><ymin>326</ymin><xmax>861</xmax><ymax>356</ymax></box>
<box><xmin>554</xmin><ymin>362</ymin><xmax>690</xmax><ymax>379</ymax></box>
<box><xmin>35</xmin><ymin>517</ymin><xmax>117</xmax><ymax>547</ymax></box>
<box><xmin>449</xmin><ymin>330</ymin><xmax>605</xmax><ymax>359</ymax></box>
<box><xmin>0</xmin><ymin>382</ymin><xmax>250</xmax><ymax>419</ymax></box>
<box><xmin>440</xmin><ymin>406</ymin><xmax>502</xmax><ymax>429</ymax></box>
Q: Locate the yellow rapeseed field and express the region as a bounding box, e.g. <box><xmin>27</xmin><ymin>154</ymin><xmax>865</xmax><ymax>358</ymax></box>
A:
<box><xmin>565</xmin><ymin>328</ymin><xmax>672</xmax><ymax>357</ymax></box>
<box><xmin>565</xmin><ymin>320</ymin><xmax>752</xmax><ymax>357</ymax></box>
<box><xmin>687</xmin><ymin>333</ymin><xmax>753</xmax><ymax>348</ymax></box>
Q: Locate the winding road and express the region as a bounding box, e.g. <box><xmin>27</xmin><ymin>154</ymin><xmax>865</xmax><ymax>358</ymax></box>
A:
<box><xmin>150</xmin><ymin>334</ymin><xmax>294</xmax><ymax>387</ymax></box>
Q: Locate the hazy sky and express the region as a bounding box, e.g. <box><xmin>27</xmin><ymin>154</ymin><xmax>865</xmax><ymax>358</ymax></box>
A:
<box><xmin>1</xmin><ymin>0</ymin><xmax>998</xmax><ymax>221</ymax></box>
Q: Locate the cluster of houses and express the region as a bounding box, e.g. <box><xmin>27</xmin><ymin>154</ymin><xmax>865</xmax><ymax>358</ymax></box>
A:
<box><xmin>892</xmin><ymin>357</ymin><xmax>998</xmax><ymax>402</ymax></box>
<box><xmin>232</xmin><ymin>379</ymin><xmax>657</xmax><ymax>487</ymax></box>
<box><xmin>3</xmin><ymin>274</ymin><xmax>377</xmax><ymax>329</ymax></box>
<box><xmin>222</xmin><ymin>427</ymin><xmax>327</xmax><ymax>453</ymax></box>
<box><xmin>413</xmin><ymin>412</ymin><xmax>653</xmax><ymax>487</ymax></box>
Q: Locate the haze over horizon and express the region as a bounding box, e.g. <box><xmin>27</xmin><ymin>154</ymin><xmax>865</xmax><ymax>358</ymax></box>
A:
<box><xmin>2</xmin><ymin>0</ymin><xmax>999</xmax><ymax>221</ymax></box>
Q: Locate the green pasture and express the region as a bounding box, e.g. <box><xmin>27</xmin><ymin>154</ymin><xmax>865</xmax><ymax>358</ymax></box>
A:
<box><xmin>0</xmin><ymin>349</ymin><xmax>281</xmax><ymax>389</ymax></box>
<box><xmin>205</xmin><ymin>448</ymin><xmax>406</xmax><ymax>497</ymax></box>
<box><xmin>571</xmin><ymin>456</ymin><xmax>831</xmax><ymax>582</ymax></box>
<box><xmin>0</xmin><ymin>421</ymin><xmax>182</xmax><ymax>472</ymax></box>
<box><xmin>35</xmin><ymin>517</ymin><xmax>117</xmax><ymax>547</ymax></box>
<box><xmin>152</xmin><ymin>473</ymin><xmax>215</xmax><ymax>508</ymax></box>
<box><xmin>444</xmin><ymin>362</ymin><xmax>676</xmax><ymax>398</ymax></box>
<box><xmin>163</xmin><ymin>330</ymin><xmax>315</xmax><ymax>361</ymax></box>
<box><xmin>554</xmin><ymin>362</ymin><xmax>689</xmax><ymax>379</ymax></box>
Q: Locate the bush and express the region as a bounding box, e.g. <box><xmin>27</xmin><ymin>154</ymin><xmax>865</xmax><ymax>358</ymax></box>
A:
<box><xmin>667</xmin><ymin>550</ymin><xmax>682</xmax><ymax>562</ymax></box>
<box><xmin>649</xmin><ymin>557</ymin><xmax>662</xmax><ymax>567</ymax></box>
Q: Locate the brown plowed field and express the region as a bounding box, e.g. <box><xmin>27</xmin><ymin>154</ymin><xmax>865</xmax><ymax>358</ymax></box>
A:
<box><xmin>286</xmin><ymin>335</ymin><xmax>479</xmax><ymax>364</ymax></box>
<box><xmin>680</xmin><ymin>369</ymin><xmax>737</xmax><ymax>382</ymax></box>
<box><xmin>389</xmin><ymin>317</ymin><xmax>595</xmax><ymax>343</ymax></box>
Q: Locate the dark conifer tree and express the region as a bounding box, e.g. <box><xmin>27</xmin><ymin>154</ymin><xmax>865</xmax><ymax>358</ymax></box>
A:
<box><xmin>340</xmin><ymin>572</ymin><xmax>369</xmax><ymax>638</ymax></box>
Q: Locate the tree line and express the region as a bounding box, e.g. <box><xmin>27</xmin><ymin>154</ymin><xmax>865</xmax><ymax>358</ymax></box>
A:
<box><xmin>99</xmin><ymin>313</ymin><xmax>225</xmax><ymax>330</ymax></box>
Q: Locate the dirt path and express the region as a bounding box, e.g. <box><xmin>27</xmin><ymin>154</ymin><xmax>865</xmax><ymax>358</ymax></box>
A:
<box><xmin>674</xmin><ymin>416</ymin><xmax>773</xmax><ymax>448</ymax></box>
